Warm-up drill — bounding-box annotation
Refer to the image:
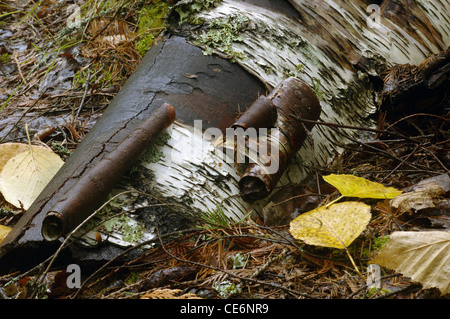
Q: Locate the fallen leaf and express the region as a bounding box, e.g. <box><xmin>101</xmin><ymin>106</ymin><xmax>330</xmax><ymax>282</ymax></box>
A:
<box><xmin>0</xmin><ymin>225</ymin><xmax>11</xmax><ymax>243</ymax></box>
<box><xmin>370</xmin><ymin>231</ymin><xmax>450</xmax><ymax>295</ymax></box>
<box><xmin>323</xmin><ymin>174</ymin><xmax>402</xmax><ymax>199</ymax></box>
<box><xmin>411</xmin><ymin>174</ymin><xmax>450</xmax><ymax>193</ymax></box>
<box><xmin>289</xmin><ymin>201</ymin><xmax>371</xmax><ymax>249</ymax></box>
<box><xmin>390</xmin><ymin>185</ymin><xmax>444</xmax><ymax>213</ymax></box>
<box><xmin>0</xmin><ymin>144</ymin><xmax>64</xmax><ymax>210</ymax></box>
<box><xmin>0</xmin><ymin>143</ymin><xmax>30</xmax><ymax>172</ymax></box>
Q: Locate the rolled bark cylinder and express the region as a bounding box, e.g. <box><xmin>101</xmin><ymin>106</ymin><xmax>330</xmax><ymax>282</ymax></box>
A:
<box><xmin>239</xmin><ymin>77</ymin><xmax>321</xmax><ymax>202</ymax></box>
<box><xmin>232</xmin><ymin>95</ymin><xmax>277</xmax><ymax>130</ymax></box>
<box><xmin>41</xmin><ymin>103</ymin><xmax>176</xmax><ymax>241</ymax></box>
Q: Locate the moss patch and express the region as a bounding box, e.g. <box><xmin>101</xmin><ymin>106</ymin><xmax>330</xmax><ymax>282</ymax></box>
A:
<box><xmin>135</xmin><ymin>1</ymin><xmax>169</xmax><ymax>56</ymax></box>
<box><xmin>194</xmin><ymin>14</ymin><xmax>249</xmax><ymax>61</ymax></box>
<box><xmin>140</xmin><ymin>130</ymin><xmax>171</xmax><ymax>163</ymax></box>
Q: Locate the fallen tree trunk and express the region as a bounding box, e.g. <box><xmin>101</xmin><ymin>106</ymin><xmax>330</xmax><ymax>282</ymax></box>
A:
<box><xmin>0</xmin><ymin>0</ymin><xmax>448</xmax><ymax>271</ymax></box>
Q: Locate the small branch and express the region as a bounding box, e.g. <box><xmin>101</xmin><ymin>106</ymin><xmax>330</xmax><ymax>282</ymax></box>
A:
<box><xmin>75</xmin><ymin>68</ymin><xmax>91</xmax><ymax>118</ymax></box>
<box><xmin>13</xmin><ymin>52</ymin><xmax>27</xmax><ymax>85</ymax></box>
<box><xmin>298</xmin><ymin>118</ymin><xmax>389</xmax><ymax>135</ymax></box>
<box><xmin>0</xmin><ymin>88</ymin><xmax>49</xmax><ymax>143</ymax></box>
<box><xmin>250</xmin><ymin>248</ymin><xmax>288</xmax><ymax>278</ymax></box>
<box><xmin>72</xmin><ymin>226</ymin><xmax>201</xmax><ymax>298</ymax></box>
<box><xmin>155</xmin><ymin>228</ymin><xmax>313</xmax><ymax>299</ymax></box>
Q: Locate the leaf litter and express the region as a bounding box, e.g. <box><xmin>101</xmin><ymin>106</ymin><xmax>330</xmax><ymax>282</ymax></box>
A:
<box><xmin>0</xmin><ymin>0</ymin><xmax>449</xmax><ymax>300</ymax></box>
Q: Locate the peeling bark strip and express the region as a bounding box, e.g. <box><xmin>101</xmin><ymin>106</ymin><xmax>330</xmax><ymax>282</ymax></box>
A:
<box><xmin>41</xmin><ymin>103</ymin><xmax>175</xmax><ymax>241</ymax></box>
<box><xmin>379</xmin><ymin>47</ymin><xmax>450</xmax><ymax>117</ymax></box>
<box><xmin>238</xmin><ymin>78</ymin><xmax>321</xmax><ymax>202</ymax></box>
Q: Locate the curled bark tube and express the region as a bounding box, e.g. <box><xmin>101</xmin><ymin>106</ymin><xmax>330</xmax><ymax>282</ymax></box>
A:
<box><xmin>41</xmin><ymin>103</ymin><xmax>176</xmax><ymax>241</ymax></box>
<box><xmin>232</xmin><ymin>95</ymin><xmax>277</xmax><ymax>130</ymax></box>
<box><xmin>239</xmin><ymin>77</ymin><xmax>321</xmax><ymax>202</ymax></box>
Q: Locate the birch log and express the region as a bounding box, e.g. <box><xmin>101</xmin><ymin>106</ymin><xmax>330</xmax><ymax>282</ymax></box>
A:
<box><xmin>108</xmin><ymin>0</ymin><xmax>449</xmax><ymax>246</ymax></box>
<box><xmin>148</xmin><ymin>0</ymin><xmax>449</xmax><ymax>216</ymax></box>
<box><xmin>0</xmin><ymin>0</ymin><xmax>448</xmax><ymax>268</ymax></box>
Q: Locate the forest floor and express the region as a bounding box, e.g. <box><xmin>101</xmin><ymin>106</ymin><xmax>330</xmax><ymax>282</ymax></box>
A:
<box><xmin>0</xmin><ymin>0</ymin><xmax>449</xmax><ymax>300</ymax></box>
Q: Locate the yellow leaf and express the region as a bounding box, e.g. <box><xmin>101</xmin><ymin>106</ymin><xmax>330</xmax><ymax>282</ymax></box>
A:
<box><xmin>0</xmin><ymin>225</ymin><xmax>11</xmax><ymax>244</ymax></box>
<box><xmin>0</xmin><ymin>145</ymin><xmax>64</xmax><ymax>210</ymax></box>
<box><xmin>0</xmin><ymin>143</ymin><xmax>30</xmax><ymax>173</ymax></box>
<box><xmin>370</xmin><ymin>231</ymin><xmax>450</xmax><ymax>295</ymax></box>
<box><xmin>323</xmin><ymin>174</ymin><xmax>402</xmax><ymax>199</ymax></box>
<box><xmin>289</xmin><ymin>201</ymin><xmax>371</xmax><ymax>249</ymax></box>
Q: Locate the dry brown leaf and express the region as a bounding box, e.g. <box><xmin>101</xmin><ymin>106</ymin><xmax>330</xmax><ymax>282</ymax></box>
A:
<box><xmin>390</xmin><ymin>185</ymin><xmax>444</xmax><ymax>213</ymax></box>
<box><xmin>0</xmin><ymin>144</ymin><xmax>64</xmax><ymax>209</ymax></box>
<box><xmin>370</xmin><ymin>231</ymin><xmax>450</xmax><ymax>295</ymax></box>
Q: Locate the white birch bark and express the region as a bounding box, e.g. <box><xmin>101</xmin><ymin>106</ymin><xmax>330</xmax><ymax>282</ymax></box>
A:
<box><xmin>88</xmin><ymin>0</ymin><xmax>449</xmax><ymax>247</ymax></box>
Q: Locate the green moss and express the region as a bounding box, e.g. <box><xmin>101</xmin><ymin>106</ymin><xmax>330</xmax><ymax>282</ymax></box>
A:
<box><xmin>0</xmin><ymin>53</ymin><xmax>11</xmax><ymax>64</ymax></box>
<box><xmin>213</xmin><ymin>280</ymin><xmax>242</xmax><ymax>298</ymax></box>
<box><xmin>102</xmin><ymin>214</ymin><xmax>146</xmax><ymax>243</ymax></box>
<box><xmin>135</xmin><ymin>1</ymin><xmax>169</xmax><ymax>56</ymax></box>
<box><xmin>365</xmin><ymin>287</ymin><xmax>392</xmax><ymax>298</ymax></box>
<box><xmin>372</xmin><ymin>235</ymin><xmax>389</xmax><ymax>250</ymax></box>
<box><xmin>83</xmin><ymin>196</ymin><xmax>146</xmax><ymax>244</ymax></box>
<box><xmin>73</xmin><ymin>62</ymin><xmax>120</xmax><ymax>89</ymax></box>
<box><xmin>312</xmin><ymin>78</ymin><xmax>325</xmax><ymax>101</ymax></box>
<box><xmin>140</xmin><ymin>145</ymin><xmax>165</xmax><ymax>163</ymax></box>
<box><xmin>51</xmin><ymin>141</ymin><xmax>72</xmax><ymax>156</ymax></box>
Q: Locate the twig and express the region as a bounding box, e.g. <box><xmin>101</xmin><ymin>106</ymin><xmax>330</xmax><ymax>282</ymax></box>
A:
<box><xmin>71</xmin><ymin>227</ymin><xmax>201</xmax><ymax>298</ymax></box>
<box><xmin>271</xmin><ymin>193</ymin><xmax>325</xmax><ymax>207</ymax></box>
<box><xmin>155</xmin><ymin>228</ymin><xmax>313</xmax><ymax>298</ymax></box>
<box><xmin>13</xmin><ymin>52</ymin><xmax>27</xmax><ymax>85</ymax></box>
<box><xmin>0</xmin><ymin>88</ymin><xmax>49</xmax><ymax>143</ymax></box>
<box><xmin>75</xmin><ymin>68</ymin><xmax>91</xmax><ymax>118</ymax></box>
<box><xmin>385</xmin><ymin>113</ymin><xmax>450</xmax><ymax>131</ymax></box>
<box><xmin>346</xmin><ymin>273</ymin><xmax>401</xmax><ymax>299</ymax></box>
<box><xmin>250</xmin><ymin>248</ymin><xmax>288</xmax><ymax>278</ymax></box>
<box><xmin>381</xmin><ymin>144</ymin><xmax>420</xmax><ymax>183</ymax></box>
<box><xmin>419</xmin><ymin>145</ymin><xmax>450</xmax><ymax>175</ymax></box>
<box><xmin>298</xmin><ymin>118</ymin><xmax>390</xmax><ymax>135</ymax></box>
<box><xmin>85</xmin><ymin>4</ymin><xmax>125</xmax><ymax>42</ymax></box>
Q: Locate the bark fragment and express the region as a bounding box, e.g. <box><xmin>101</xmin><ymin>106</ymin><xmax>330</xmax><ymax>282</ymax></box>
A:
<box><xmin>237</xmin><ymin>77</ymin><xmax>321</xmax><ymax>202</ymax></box>
<box><xmin>379</xmin><ymin>47</ymin><xmax>449</xmax><ymax>117</ymax></box>
<box><xmin>41</xmin><ymin>103</ymin><xmax>176</xmax><ymax>241</ymax></box>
